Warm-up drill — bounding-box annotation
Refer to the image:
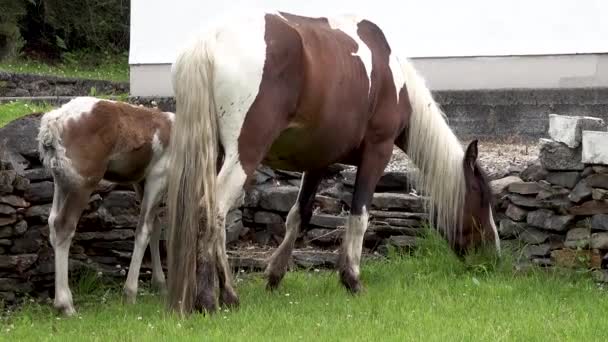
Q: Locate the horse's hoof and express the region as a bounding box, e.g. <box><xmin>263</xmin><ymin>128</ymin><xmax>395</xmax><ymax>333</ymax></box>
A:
<box><xmin>220</xmin><ymin>289</ymin><xmax>240</xmax><ymax>308</ymax></box>
<box><xmin>194</xmin><ymin>291</ymin><xmax>218</xmax><ymax>314</ymax></box>
<box><xmin>123</xmin><ymin>288</ymin><xmax>137</xmax><ymax>305</ymax></box>
<box><xmin>152</xmin><ymin>279</ymin><xmax>168</xmax><ymax>296</ymax></box>
<box><xmin>54</xmin><ymin>302</ymin><xmax>76</xmax><ymax>317</ymax></box>
<box><xmin>339</xmin><ymin>269</ymin><xmax>363</xmax><ymax>294</ymax></box>
<box><xmin>265</xmin><ymin>271</ymin><xmax>284</xmax><ymax>292</ymax></box>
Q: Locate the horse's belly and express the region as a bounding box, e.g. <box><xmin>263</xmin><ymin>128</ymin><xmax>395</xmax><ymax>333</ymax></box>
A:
<box><xmin>104</xmin><ymin>149</ymin><xmax>152</xmax><ymax>184</ymax></box>
<box><xmin>262</xmin><ymin>127</ymin><xmax>356</xmax><ymax>171</ymax></box>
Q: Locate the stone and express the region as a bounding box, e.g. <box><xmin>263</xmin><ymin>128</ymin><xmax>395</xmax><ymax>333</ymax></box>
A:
<box><xmin>0</xmin><ymin>239</ymin><xmax>10</xmax><ymax>246</ymax></box>
<box><xmin>97</xmin><ymin>191</ymin><xmax>140</xmax><ymax>228</ymax></box>
<box><xmin>592</xmin><ymin>166</ymin><xmax>608</xmax><ymax>174</ymax></box>
<box><xmin>582</xmin><ymin>131</ymin><xmax>608</xmax><ymax>165</ymax></box>
<box><xmin>518</xmin><ymin>228</ymin><xmax>550</xmax><ymax>244</ymax></box>
<box><xmin>310</xmin><ymin>214</ymin><xmax>347</xmax><ymax>229</ymax></box>
<box><xmin>532</xmin><ymin>258</ymin><xmax>554</xmax><ymax>267</ymax></box>
<box><xmin>498</xmin><ymin>219</ymin><xmax>527</xmax><ymax>238</ymax></box>
<box><xmin>314</xmin><ymin>195</ymin><xmax>343</xmax><ymax>214</ymax></box>
<box><xmin>22</xmin><ymin>168</ymin><xmax>52</xmax><ymax>182</ymax></box>
<box><xmin>569</xmin><ymin>201</ymin><xmax>608</xmax><ymax>216</ymax></box>
<box><xmin>384</xmin><ymin>235</ymin><xmax>418</xmax><ymax>251</ymax></box>
<box><xmin>369</xmin><ymin>210</ymin><xmax>428</xmax><ymax>221</ymax></box>
<box><xmin>25</xmin><ymin>203</ymin><xmax>51</xmax><ymax>223</ymax></box>
<box><xmin>585</xmin><ymin>174</ymin><xmax>608</xmax><ymax>189</ymax></box>
<box><xmin>592</xmin><ymin>270</ymin><xmax>608</xmax><ymax>283</ymax></box>
<box><xmin>306</xmin><ymin>228</ymin><xmax>342</xmax><ymax>244</ymax></box>
<box><xmin>506</xmin><ymin>204</ymin><xmax>528</xmax><ymax>221</ymax></box>
<box><xmin>551</xmin><ymin>248</ymin><xmax>592</xmax><ymax>269</ymax></box>
<box><xmin>508</xmin><ymin>182</ymin><xmax>542</xmax><ymax>195</ymax></box>
<box><xmin>0</xmin><ymin>278</ymin><xmax>33</xmax><ymax>293</ymax></box>
<box><xmin>548</xmin><ymin>114</ymin><xmax>606</xmax><ymax>148</ymax></box>
<box><xmin>590</xmin><ymin>232</ymin><xmax>608</xmax><ymax>249</ymax></box>
<box><xmin>0</xmin><ymin>254</ymin><xmax>38</xmax><ymax>273</ymax></box>
<box><xmin>258</xmin><ymin>186</ymin><xmax>299</xmax><ymax>212</ymax></box>
<box><xmin>526</xmin><ymin>209</ymin><xmax>574</xmax><ymax>231</ymax></box>
<box><xmin>369</xmin><ymin>193</ymin><xmax>424</xmax><ymax>211</ymax></box>
<box><xmin>0</xmin><ymin>214</ymin><xmax>17</xmax><ymax>226</ymax></box>
<box><xmin>12</xmin><ymin>175</ymin><xmax>29</xmax><ymax>192</ymax></box>
<box><xmin>10</xmin><ymin>229</ymin><xmax>42</xmax><ymax>253</ymax></box>
<box><xmin>490</xmin><ymin>176</ymin><xmax>523</xmax><ymax>195</ymax></box>
<box><xmin>24</xmin><ymin>181</ymin><xmax>54</xmax><ymax>203</ymax></box>
<box><xmin>74</xmin><ymin>229</ymin><xmax>135</xmax><ymax>241</ymax></box>
<box><xmin>592</xmin><ymin>189</ymin><xmax>608</xmax><ymax>200</ymax></box>
<box><xmin>0</xmin><ymin>170</ymin><xmax>15</xmax><ymax>193</ymax></box>
<box><xmin>384</xmin><ymin>218</ymin><xmax>421</xmax><ymax>227</ymax></box>
<box><xmin>568</xmin><ymin>180</ymin><xmax>593</xmax><ymax>203</ymax></box>
<box><xmin>253</xmin><ymin>211</ymin><xmax>284</xmax><ymax>225</ymax></box>
<box><xmin>545</xmin><ymin>172</ymin><xmax>581</xmax><ymax>189</ymax></box>
<box><xmin>520</xmin><ymin>160</ymin><xmax>548</xmax><ymax>182</ymax></box>
<box><xmin>293</xmin><ymin>251</ymin><xmax>339</xmax><ymax>268</ymax></box>
<box><xmin>508</xmin><ymin>194</ymin><xmax>542</xmax><ymax>209</ymax></box>
<box><xmin>564</xmin><ymin>228</ymin><xmax>591</xmax><ymax>249</ymax></box>
<box><xmin>539</xmin><ymin>138</ymin><xmax>584</xmax><ymax>171</ymax></box>
<box><xmin>582</xmin><ymin>166</ymin><xmax>595</xmax><ymax>178</ymax></box>
<box><xmin>591</xmin><ymin>214</ymin><xmax>608</xmax><ymax>230</ymax></box>
<box><xmin>0</xmin><ymin>204</ymin><xmax>15</xmax><ymax>215</ymax></box>
<box><xmin>13</xmin><ymin>220</ymin><xmax>27</xmax><ymax>235</ymax></box>
<box><xmin>522</xmin><ymin>243</ymin><xmax>551</xmax><ymax>258</ymax></box>
<box><xmin>0</xmin><ymin>112</ymin><xmax>42</xmax><ymax>159</ymax></box>
<box><xmin>0</xmin><ymin>195</ymin><xmax>28</xmax><ymax>208</ymax></box>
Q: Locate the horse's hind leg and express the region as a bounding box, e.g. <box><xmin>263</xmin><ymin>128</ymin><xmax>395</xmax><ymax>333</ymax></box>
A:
<box><xmin>124</xmin><ymin>169</ymin><xmax>167</xmax><ymax>303</ymax></box>
<box><xmin>338</xmin><ymin>141</ymin><xmax>394</xmax><ymax>293</ymax></box>
<box><xmin>49</xmin><ymin>176</ymin><xmax>96</xmax><ymax>316</ymax></box>
<box><xmin>265</xmin><ymin>170</ymin><xmax>325</xmax><ymax>290</ymax></box>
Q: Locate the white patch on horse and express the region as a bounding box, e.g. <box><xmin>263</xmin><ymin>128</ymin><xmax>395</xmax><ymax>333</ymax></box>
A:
<box><xmin>163</xmin><ymin>111</ymin><xmax>175</xmax><ymax>123</ymax></box>
<box><xmin>489</xmin><ymin>208</ymin><xmax>501</xmax><ymax>256</ymax></box>
<box><xmin>151</xmin><ymin>131</ymin><xmax>164</xmax><ymax>155</ymax></box>
<box><xmin>327</xmin><ymin>15</ymin><xmax>373</xmax><ymax>95</ymax></box>
<box><xmin>388</xmin><ymin>55</ymin><xmax>406</xmax><ymax>103</ymax></box>
<box><xmin>344</xmin><ymin>206</ymin><xmax>369</xmax><ymax>276</ymax></box>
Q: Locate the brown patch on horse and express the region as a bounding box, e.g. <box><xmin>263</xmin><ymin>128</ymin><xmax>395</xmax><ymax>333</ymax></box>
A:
<box><xmin>61</xmin><ymin>100</ymin><xmax>172</xmax><ymax>184</ymax></box>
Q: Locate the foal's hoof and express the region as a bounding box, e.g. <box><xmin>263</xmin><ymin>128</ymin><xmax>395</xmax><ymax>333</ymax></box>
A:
<box><xmin>123</xmin><ymin>288</ymin><xmax>137</xmax><ymax>305</ymax></box>
<box><xmin>194</xmin><ymin>292</ymin><xmax>218</xmax><ymax>314</ymax></box>
<box><xmin>220</xmin><ymin>289</ymin><xmax>240</xmax><ymax>309</ymax></box>
<box><xmin>339</xmin><ymin>269</ymin><xmax>363</xmax><ymax>294</ymax></box>
<box><xmin>265</xmin><ymin>271</ymin><xmax>285</xmax><ymax>291</ymax></box>
<box><xmin>54</xmin><ymin>302</ymin><xmax>76</xmax><ymax>317</ymax></box>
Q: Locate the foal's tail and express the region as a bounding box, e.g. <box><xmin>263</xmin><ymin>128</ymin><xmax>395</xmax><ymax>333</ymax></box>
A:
<box><xmin>166</xmin><ymin>38</ymin><xmax>220</xmax><ymax>315</ymax></box>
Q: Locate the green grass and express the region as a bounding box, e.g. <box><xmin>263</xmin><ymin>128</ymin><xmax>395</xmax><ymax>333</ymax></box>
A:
<box><xmin>3</xmin><ymin>232</ymin><xmax>608</xmax><ymax>341</ymax></box>
<box><xmin>0</xmin><ymin>101</ymin><xmax>54</xmax><ymax>127</ymax></box>
<box><xmin>0</xmin><ymin>52</ymin><xmax>128</xmax><ymax>83</ymax></box>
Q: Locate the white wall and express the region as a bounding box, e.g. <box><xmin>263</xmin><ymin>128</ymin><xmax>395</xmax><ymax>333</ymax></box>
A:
<box><xmin>129</xmin><ymin>0</ymin><xmax>608</xmax><ymax>96</ymax></box>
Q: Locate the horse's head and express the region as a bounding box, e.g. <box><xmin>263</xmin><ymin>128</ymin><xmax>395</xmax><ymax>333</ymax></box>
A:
<box><xmin>456</xmin><ymin>139</ymin><xmax>500</xmax><ymax>257</ymax></box>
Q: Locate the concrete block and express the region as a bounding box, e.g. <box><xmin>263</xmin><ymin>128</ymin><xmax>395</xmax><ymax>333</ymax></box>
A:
<box><xmin>582</xmin><ymin>131</ymin><xmax>608</xmax><ymax>165</ymax></box>
<box><xmin>548</xmin><ymin>114</ymin><xmax>606</xmax><ymax>148</ymax></box>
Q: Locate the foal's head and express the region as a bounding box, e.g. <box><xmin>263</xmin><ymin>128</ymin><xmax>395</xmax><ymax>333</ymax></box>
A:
<box><xmin>456</xmin><ymin>140</ymin><xmax>500</xmax><ymax>257</ymax></box>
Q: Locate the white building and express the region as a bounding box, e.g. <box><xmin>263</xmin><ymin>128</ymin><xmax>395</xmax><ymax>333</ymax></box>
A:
<box><xmin>129</xmin><ymin>0</ymin><xmax>608</xmax><ymax>97</ymax></box>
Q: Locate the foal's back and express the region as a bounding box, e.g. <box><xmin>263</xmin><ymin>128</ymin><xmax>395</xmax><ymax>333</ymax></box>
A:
<box><xmin>38</xmin><ymin>97</ymin><xmax>174</xmax><ymax>185</ymax></box>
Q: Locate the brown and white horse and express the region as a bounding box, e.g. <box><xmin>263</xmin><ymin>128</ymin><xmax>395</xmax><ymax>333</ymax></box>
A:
<box><xmin>166</xmin><ymin>10</ymin><xmax>500</xmax><ymax>315</ymax></box>
<box><xmin>37</xmin><ymin>97</ymin><xmax>173</xmax><ymax>315</ymax></box>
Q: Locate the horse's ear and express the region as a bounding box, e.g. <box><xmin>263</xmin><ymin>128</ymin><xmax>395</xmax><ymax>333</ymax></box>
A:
<box><xmin>464</xmin><ymin>139</ymin><xmax>478</xmax><ymax>170</ymax></box>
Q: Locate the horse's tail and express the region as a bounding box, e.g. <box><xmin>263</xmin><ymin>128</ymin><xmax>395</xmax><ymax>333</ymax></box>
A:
<box><xmin>166</xmin><ymin>37</ymin><xmax>220</xmax><ymax>315</ymax></box>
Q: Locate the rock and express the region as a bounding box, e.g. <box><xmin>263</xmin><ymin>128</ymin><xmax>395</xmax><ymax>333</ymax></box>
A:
<box><xmin>539</xmin><ymin>138</ymin><xmax>584</xmax><ymax>171</ymax></box>
<box><xmin>564</xmin><ymin>228</ymin><xmax>591</xmax><ymax>249</ymax></box>
<box><xmin>593</xmin><ymin>166</ymin><xmax>608</xmax><ymax>174</ymax></box>
<box><xmin>22</xmin><ymin>168</ymin><xmax>53</xmax><ymax>182</ymax></box>
<box><xmin>0</xmin><ymin>239</ymin><xmax>10</xmax><ymax>246</ymax></box>
<box><xmin>582</xmin><ymin>166</ymin><xmax>595</xmax><ymax>178</ymax></box>
<box><xmin>24</xmin><ymin>181</ymin><xmax>54</xmax><ymax>203</ymax></box>
<box><xmin>10</xmin><ymin>229</ymin><xmax>43</xmax><ymax>253</ymax></box>
<box><xmin>591</xmin><ymin>232</ymin><xmax>608</xmax><ymax>249</ymax></box>
<box><xmin>506</xmin><ymin>204</ymin><xmax>528</xmax><ymax>221</ymax></box>
<box><xmin>498</xmin><ymin>219</ymin><xmax>527</xmax><ymax>238</ymax></box>
<box><xmin>582</xmin><ymin>131</ymin><xmax>608</xmax><ymax>165</ymax></box>
<box><xmin>225</xmin><ymin>210</ymin><xmax>244</xmax><ymax>244</ymax></box>
<box><xmin>368</xmin><ymin>193</ymin><xmax>424</xmax><ymax>211</ymax></box>
<box><xmin>74</xmin><ymin>229</ymin><xmax>135</xmax><ymax>241</ymax></box>
<box><xmin>384</xmin><ymin>218</ymin><xmax>421</xmax><ymax>227</ymax></box>
<box><xmin>0</xmin><ymin>278</ymin><xmax>33</xmax><ymax>293</ymax></box>
<box><xmin>14</xmin><ymin>220</ymin><xmax>27</xmax><ymax>235</ymax></box>
<box><xmin>591</xmin><ymin>214</ymin><xmax>608</xmax><ymax>230</ymax></box>
<box><xmin>522</xmin><ymin>243</ymin><xmax>551</xmax><ymax>258</ymax></box>
<box><xmin>508</xmin><ymin>182</ymin><xmax>542</xmax><ymax>195</ymax></box>
<box><xmin>548</xmin><ymin>114</ymin><xmax>605</xmax><ymax>148</ymax></box>
<box><xmin>569</xmin><ymin>201</ymin><xmax>608</xmax><ymax>216</ymax></box>
<box><xmin>0</xmin><ymin>170</ymin><xmax>16</xmax><ymax>193</ymax></box>
<box><xmin>253</xmin><ymin>230</ymin><xmax>272</xmax><ymax>245</ymax></box>
<box><xmin>518</xmin><ymin>228</ymin><xmax>550</xmax><ymax>244</ymax></box>
<box><xmin>314</xmin><ymin>195</ymin><xmax>342</xmax><ymax>214</ymax></box>
<box><xmin>508</xmin><ymin>194</ymin><xmax>542</xmax><ymax>209</ymax></box>
<box><xmin>592</xmin><ymin>189</ymin><xmax>608</xmax><ymax>201</ymax></box>
<box><xmin>98</xmin><ymin>191</ymin><xmax>139</xmax><ymax>228</ymax></box>
<box><xmin>0</xmin><ymin>195</ymin><xmax>28</xmax><ymax>208</ymax></box>
<box><xmin>568</xmin><ymin>180</ymin><xmax>592</xmax><ymax>203</ymax></box>
<box><xmin>490</xmin><ymin>176</ymin><xmax>522</xmax><ymax>195</ymax></box>
<box><xmin>592</xmin><ymin>270</ymin><xmax>608</xmax><ymax>283</ymax></box>
<box><xmin>0</xmin><ymin>204</ymin><xmax>15</xmax><ymax>215</ymax></box>
<box><xmin>293</xmin><ymin>251</ymin><xmax>338</xmax><ymax>268</ymax></box>
<box><xmin>0</xmin><ymin>112</ymin><xmax>42</xmax><ymax>159</ymax></box>
<box><xmin>585</xmin><ymin>174</ymin><xmax>608</xmax><ymax>189</ymax></box>
<box><xmin>532</xmin><ymin>258</ymin><xmax>554</xmax><ymax>267</ymax></box>
<box><xmin>383</xmin><ymin>235</ymin><xmax>418</xmax><ymax>252</ymax></box>
<box><xmin>0</xmin><ymin>214</ymin><xmax>17</xmax><ymax>226</ymax></box>
<box><xmin>253</xmin><ymin>211</ymin><xmax>284</xmax><ymax>225</ymax></box>
<box><xmin>520</xmin><ymin>160</ymin><xmax>548</xmax><ymax>182</ymax></box>
<box><xmin>369</xmin><ymin>210</ymin><xmax>428</xmax><ymax>221</ymax></box>
<box><xmin>12</xmin><ymin>175</ymin><xmax>29</xmax><ymax>192</ymax></box>
<box><xmin>545</xmin><ymin>171</ymin><xmax>581</xmax><ymax>189</ymax></box>
<box><xmin>310</xmin><ymin>214</ymin><xmax>347</xmax><ymax>229</ymax></box>
<box><xmin>25</xmin><ymin>204</ymin><xmax>51</xmax><ymax>223</ymax></box>
<box><xmin>307</xmin><ymin>228</ymin><xmax>342</xmax><ymax>244</ymax></box>
<box><xmin>526</xmin><ymin>209</ymin><xmax>574</xmax><ymax>231</ymax></box>
<box><xmin>551</xmin><ymin>248</ymin><xmax>591</xmax><ymax>269</ymax></box>
<box><xmin>258</xmin><ymin>186</ymin><xmax>299</xmax><ymax>212</ymax></box>
<box><xmin>0</xmin><ymin>254</ymin><xmax>38</xmax><ymax>273</ymax></box>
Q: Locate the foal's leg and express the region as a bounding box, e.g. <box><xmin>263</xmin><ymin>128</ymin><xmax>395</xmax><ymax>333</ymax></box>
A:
<box><xmin>49</xmin><ymin>176</ymin><xmax>96</xmax><ymax>316</ymax></box>
<box><xmin>124</xmin><ymin>169</ymin><xmax>167</xmax><ymax>303</ymax></box>
<box><xmin>265</xmin><ymin>170</ymin><xmax>325</xmax><ymax>290</ymax></box>
<box><xmin>339</xmin><ymin>141</ymin><xmax>394</xmax><ymax>293</ymax></box>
